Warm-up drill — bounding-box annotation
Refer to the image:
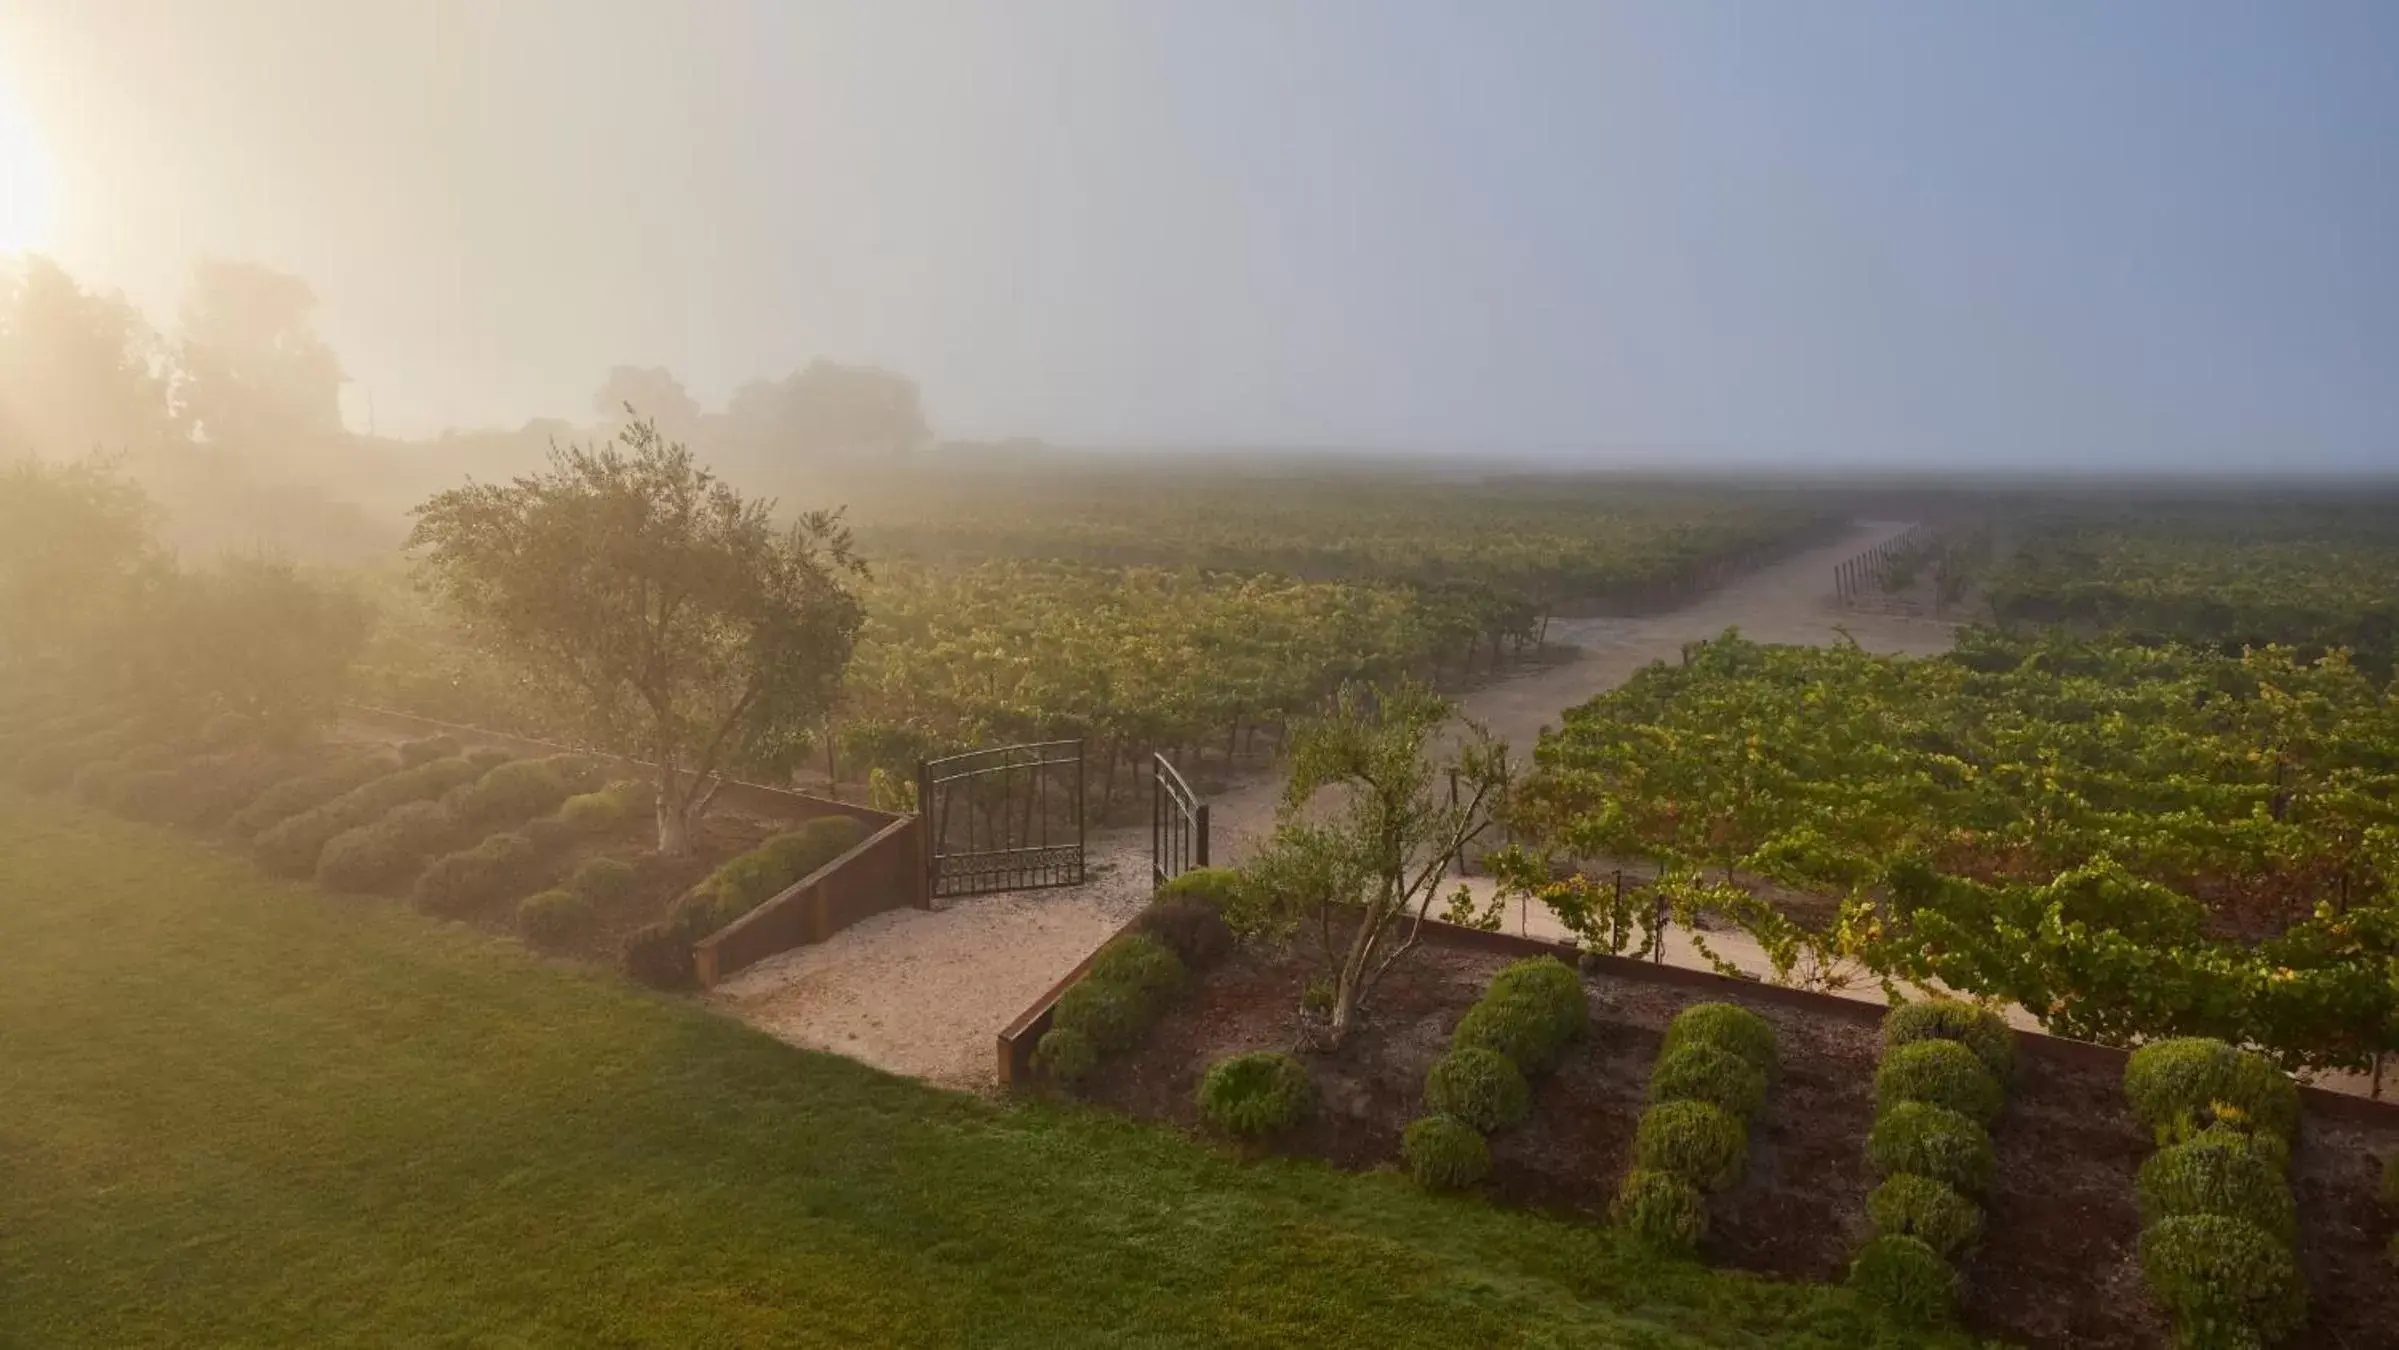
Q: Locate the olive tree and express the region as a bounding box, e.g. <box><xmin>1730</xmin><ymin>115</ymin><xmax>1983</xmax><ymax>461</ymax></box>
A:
<box><xmin>1245</xmin><ymin>678</ymin><xmax>1512</xmax><ymax>1048</ymax></box>
<box><xmin>408</xmin><ymin>417</ymin><xmax>865</xmax><ymax>855</ymax></box>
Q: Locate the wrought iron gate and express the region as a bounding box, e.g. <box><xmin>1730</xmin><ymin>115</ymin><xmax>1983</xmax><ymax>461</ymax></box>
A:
<box><xmin>916</xmin><ymin>741</ymin><xmax>1086</xmax><ymax>899</ymax></box>
<box><xmin>1151</xmin><ymin>753</ymin><xmax>1209</xmax><ymax>888</ymax></box>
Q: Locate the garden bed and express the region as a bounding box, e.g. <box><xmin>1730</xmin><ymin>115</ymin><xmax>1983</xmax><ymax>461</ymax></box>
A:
<box><xmin>1079</xmin><ymin>938</ymin><xmax>2399</xmax><ymax>1349</ymax></box>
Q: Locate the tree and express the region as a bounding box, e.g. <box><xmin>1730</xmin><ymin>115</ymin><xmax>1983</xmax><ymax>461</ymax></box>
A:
<box><xmin>174</xmin><ymin>260</ymin><xmax>344</xmax><ymax>453</ymax></box>
<box><xmin>0</xmin><ymin>256</ymin><xmax>176</xmax><ymax>457</ymax></box>
<box><xmin>1245</xmin><ymin>679</ymin><xmax>1512</xmax><ymax>1048</ymax></box>
<box><xmin>0</xmin><ymin>457</ymin><xmax>160</xmax><ymax>673</ymax></box>
<box><xmin>406</xmin><ymin>417</ymin><xmax>867</xmax><ymax>855</ymax></box>
<box><xmin>592</xmin><ymin>366</ymin><xmax>699</xmax><ymax>436</ymax></box>
<box><xmin>722</xmin><ymin>360</ymin><xmax>928</xmax><ymax>462</ymax></box>
<box><xmin>134</xmin><ymin>555</ymin><xmax>371</xmax><ymax>733</ymax></box>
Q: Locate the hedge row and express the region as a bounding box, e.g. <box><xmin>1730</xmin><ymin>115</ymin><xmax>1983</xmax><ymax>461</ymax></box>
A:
<box><xmin>1848</xmin><ymin>999</ymin><xmax>2017</xmax><ymax>1325</ymax></box>
<box><xmin>1614</xmin><ymin>1001</ymin><xmax>1776</xmax><ymax>1254</ymax></box>
<box><xmin>1034</xmin><ymin>870</ymin><xmax>1237</xmax><ymax>1089</ymax></box>
<box><xmin>2123</xmin><ymin>1038</ymin><xmax>2307</xmax><ymax>1348</ymax></box>
<box><xmin>1406</xmin><ymin>957</ymin><xmax>1589</xmax><ymax>1191</ymax></box>
<box><xmin>620</xmin><ymin>813</ymin><xmax>876</xmax><ymax>990</ymax></box>
<box><xmin>412</xmin><ymin>779</ymin><xmax>652</xmax><ymax>919</ymax></box>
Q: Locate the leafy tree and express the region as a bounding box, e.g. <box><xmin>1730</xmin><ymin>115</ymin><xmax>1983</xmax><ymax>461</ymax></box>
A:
<box><xmin>407</xmin><ymin>417</ymin><xmax>866</xmax><ymax>855</ymax></box>
<box><xmin>174</xmin><ymin>260</ymin><xmax>344</xmax><ymax>453</ymax></box>
<box><xmin>1246</xmin><ymin>679</ymin><xmax>1511</xmax><ymax>1047</ymax></box>
<box><xmin>135</xmin><ymin>555</ymin><xmax>371</xmax><ymax>732</ymax></box>
<box><xmin>0</xmin><ymin>257</ymin><xmax>176</xmax><ymax>456</ymax></box>
<box><xmin>0</xmin><ymin>457</ymin><xmax>159</xmax><ymax>673</ymax></box>
<box><xmin>723</xmin><ymin>360</ymin><xmax>928</xmax><ymax>463</ymax></box>
<box><xmin>593</xmin><ymin>366</ymin><xmax>699</xmax><ymax>436</ymax></box>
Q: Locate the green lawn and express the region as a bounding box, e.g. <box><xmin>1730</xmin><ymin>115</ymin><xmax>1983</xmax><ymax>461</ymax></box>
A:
<box><xmin>0</xmin><ymin>791</ymin><xmax>1954</xmax><ymax>1348</ymax></box>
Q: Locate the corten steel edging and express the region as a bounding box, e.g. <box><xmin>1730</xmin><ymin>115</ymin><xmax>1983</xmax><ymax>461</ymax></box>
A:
<box><xmin>340</xmin><ymin>705</ymin><xmax>899</xmax><ymax>831</ymax></box>
<box><xmin>994</xmin><ymin>906</ymin><xmax>2399</xmax><ymax>1124</ymax></box>
<box><xmin>692</xmin><ymin>815</ymin><xmax>926</xmax><ymax>987</ymax></box>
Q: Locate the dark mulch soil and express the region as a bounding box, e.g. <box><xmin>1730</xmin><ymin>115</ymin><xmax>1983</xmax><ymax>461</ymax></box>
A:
<box><xmin>1081</xmin><ymin>940</ymin><xmax>2399</xmax><ymax>1349</ymax></box>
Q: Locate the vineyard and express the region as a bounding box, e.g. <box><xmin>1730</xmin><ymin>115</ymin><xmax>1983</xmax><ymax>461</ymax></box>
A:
<box><xmin>359</xmin><ymin>472</ymin><xmax>1837</xmax><ymax>801</ymax></box>
<box><xmin>1505</xmin><ymin>629</ymin><xmax>2399</xmax><ymax>1071</ymax></box>
<box><xmin>1974</xmin><ymin>503</ymin><xmax>2399</xmax><ymax>672</ymax></box>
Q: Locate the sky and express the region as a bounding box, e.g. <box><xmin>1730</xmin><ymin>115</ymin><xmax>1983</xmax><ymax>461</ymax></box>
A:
<box><xmin>0</xmin><ymin>1</ymin><xmax>2393</xmax><ymax>471</ymax></box>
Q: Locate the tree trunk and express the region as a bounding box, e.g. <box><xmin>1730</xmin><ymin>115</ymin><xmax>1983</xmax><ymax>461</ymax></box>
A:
<box><xmin>657</xmin><ymin>795</ymin><xmax>695</xmax><ymax>858</ymax></box>
<box><xmin>1323</xmin><ymin>905</ymin><xmax>1385</xmax><ymax>1049</ymax></box>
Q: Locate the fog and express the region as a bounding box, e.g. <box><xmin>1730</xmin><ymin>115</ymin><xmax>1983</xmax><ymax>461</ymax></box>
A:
<box><xmin>2</xmin><ymin>1</ymin><xmax>2395</xmax><ymax>478</ymax></box>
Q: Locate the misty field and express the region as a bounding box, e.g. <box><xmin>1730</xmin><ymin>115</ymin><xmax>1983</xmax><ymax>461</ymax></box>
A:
<box><xmin>0</xmin><ymin>790</ymin><xmax>1945</xmax><ymax>1349</ymax></box>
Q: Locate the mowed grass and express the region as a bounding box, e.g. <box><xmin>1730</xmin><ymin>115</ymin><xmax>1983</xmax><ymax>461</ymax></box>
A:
<box><xmin>0</xmin><ymin>792</ymin><xmax>1951</xmax><ymax>1349</ymax></box>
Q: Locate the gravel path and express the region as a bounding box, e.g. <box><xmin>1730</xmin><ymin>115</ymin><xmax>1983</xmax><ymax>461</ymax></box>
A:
<box><xmin>714</xmin><ymin>521</ymin><xmax>1957</xmax><ymax>1091</ymax></box>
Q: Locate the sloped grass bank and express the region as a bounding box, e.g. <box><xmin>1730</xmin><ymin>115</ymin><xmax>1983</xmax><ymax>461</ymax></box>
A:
<box><xmin>0</xmin><ymin>792</ymin><xmax>1934</xmax><ymax>1348</ymax></box>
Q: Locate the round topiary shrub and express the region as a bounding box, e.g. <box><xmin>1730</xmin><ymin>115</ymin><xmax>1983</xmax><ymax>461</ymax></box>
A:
<box><xmin>2138</xmin><ymin>1215</ymin><xmax>2307</xmax><ymax>1349</ymax></box>
<box><xmin>1133</xmin><ymin>899</ymin><xmax>1235</xmax><ymax>971</ymax></box>
<box><xmin>518</xmin><ymin>888</ymin><xmax>594</xmax><ymax>948</ymax></box>
<box><xmin>620</xmin><ymin>920</ymin><xmax>692</xmax><ymax>988</ymax></box>
<box><xmin>1882</xmin><ymin>998</ymin><xmax>2017</xmax><ymax>1081</ymax></box>
<box><xmin>1612</xmin><ymin>1167</ymin><xmax>1708</xmax><ymax>1256</ymax></box>
<box><xmin>568</xmin><ymin>856</ymin><xmax>639</xmax><ymax>904</ymax></box>
<box><xmin>1033</xmin><ymin>1026</ymin><xmax>1099</xmax><ymax>1088</ymax></box>
<box><xmin>1633</xmin><ymin>1099</ymin><xmax>1750</xmax><ymax>1193</ymax></box>
<box><xmin>411</xmin><ymin>831</ymin><xmax>541</xmax><ymax>916</ymax></box>
<box><xmin>1847</xmin><ymin>1234</ymin><xmax>1957</xmax><ymax>1325</ymax></box>
<box><xmin>1876</xmin><ymin>1038</ymin><xmax>2005</xmax><ymax>1126</ymax></box>
<box><xmin>462</xmin><ymin>745</ymin><xmax>514</xmax><ymax>773</ymax></box>
<box><xmin>1866</xmin><ymin>1173</ymin><xmax>1985</xmax><ymax>1258</ymax></box>
<box><xmin>1661</xmin><ymin>1002</ymin><xmax>1777</xmax><ymax>1076</ymax></box>
<box><xmin>1424</xmin><ymin>1047</ymin><xmax>1534</xmax><ymax>1132</ymax></box>
<box><xmin>1196</xmin><ymin>1052</ymin><xmax>1314</xmax><ymax>1138</ymax></box>
<box><xmin>443</xmin><ymin>758</ymin><xmax>571</xmax><ymax>832</ymax></box>
<box><xmin>1453</xmin><ymin>958</ymin><xmax>1588</xmax><ymax>1074</ymax></box>
<box><xmin>2126</xmin><ymin>1038</ymin><xmax>2301</xmax><ymax>1145</ymax></box>
<box><xmin>556</xmin><ymin>790</ymin><xmax>630</xmax><ymax>835</ymax></box>
<box><xmin>1050</xmin><ymin>973</ymin><xmax>1150</xmax><ymax>1054</ymax></box>
<box><xmin>1648</xmin><ymin>1043</ymin><xmax>1767</xmax><ymax>1119</ymax></box>
<box><xmin>1866</xmin><ymin>1101</ymin><xmax>1995</xmax><ymax>1196</ymax></box>
<box><xmin>1402</xmin><ymin>1114</ymin><xmax>1491</xmax><ymax>1190</ymax></box>
<box><xmin>2137</xmin><ymin>1136</ymin><xmax>2298</xmax><ymax>1243</ymax></box>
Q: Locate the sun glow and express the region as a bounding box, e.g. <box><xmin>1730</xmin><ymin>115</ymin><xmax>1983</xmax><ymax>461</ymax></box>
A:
<box><xmin>0</xmin><ymin>76</ymin><xmax>56</xmax><ymax>254</ymax></box>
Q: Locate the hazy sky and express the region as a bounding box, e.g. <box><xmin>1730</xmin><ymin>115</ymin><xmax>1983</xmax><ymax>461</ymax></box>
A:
<box><xmin>2</xmin><ymin>2</ymin><xmax>2394</xmax><ymax>469</ymax></box>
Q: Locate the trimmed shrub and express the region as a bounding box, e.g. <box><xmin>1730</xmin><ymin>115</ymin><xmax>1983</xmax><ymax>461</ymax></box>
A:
<box><xmin>518</xmin><ymin>888</ymin><xmax>595</xmax><ymax>948</ymax></box>
<box><xmin>2138</xmin><ymin>1215</ymin><xmax>2307</xmax><ymax>1349</ymax></box>
<box><xmin>1847</xmin><ymin>1235</ymin><xmax>1956</xmax><ymax>1325</ymax></box>
<box><xmin>1196</xmin><ymin>1052</ymin><xmax>1313</xmax><ymax>1137</ymax></box>
<box><xmin>19</xmin><ymin>725</ymin><xmax>145</xmax><ymax>791</ymax></box>
<box><xmin>1424</xmin><ymin>1047</ymin><xmax>1533</xmax><ymax>1133</ymax></box>
<box><xmin>229</xmin><ymin>752</ymin><xmax>402</xmax><ymax>837</ymax></box>
<box><xmin>253</xmin><ymin>755</ymin><xmax>481</xmax><ymax>878</ymax></box>
<box><xmin>440</xmin><ymin>758</ymin><xmax>572</xmax><ymax>834</ymax></box>
<box><xmin>1648</xmin><ymin>1043</ymin><xmax>1767</xmax><ymax>1119</ymax></box>
<box><xmin>1133</xmin><ymin>899</ymin><xmax>1235</xmax><ymax>971</ymax></box>
<box><xmin>1452</xmin><ymin>957</ymin><xmax>1588</xmax><ymax>1074</ymax></box>
<box><xmin>1660</xmin><ymin>1002</ymin><xmax>1777</xmax><ymax>1076</ymax></box>
<box><xmin>1883</xmin><ymin>998</ymin><xmax>2017</xmax><ymax>1081</ymax></box>
<box><xmin>1876</xmin><ymin>1039</ymin><xmax>2005</xmax><ymax>1127</ymax></box>
<box><xmin>71</xmin><ymin>743</ymin><xmax>176</xmax><ymax>807</ymax></box>
<box><xmin>463</xmin><ymin>746</ymin><xmax>514</xmax><ymax>772</ymax></box>
<box><xmin>567</xmin><ymin>856</ymin><xmax>638</xmax><ymax>904</ymax></box>
<box><xmin>1033</xmin><ymin>1026</ymin><xmax>1099</xmax><ymax>1087</ymax></box>
<box><xmin>1158</xmin><ymin>866</ymin><xmax>1245</xmax><ymax>908</ymax></box>
<box><xmin>673</xmin><ymin>818</ymin><xmax>866</xmax><ymax>935</ymax></box>
<box><xmin>117</xmin><ymin>749</ymin><xmax>311</xmax><ymax>829</ymax></box>
<box><xmin>557</xmin><ymin>790</ymin><xmax>630</xmax><ymax>835</ymax></box>
<box><xmin>398</xmin><ymin>735</ymin><xmax>461</xmax><ymax>766</ymax></box>
<box><xmin>1050</xmin><ymin>936</ymin><xmax>1188</xmax><ymax>1056</ymax></box>
<box><xmin>2137</xmin><ymin>1137</ymin><xmax>2298</xmax><ymax>1243</ymax></box>
<box><xmin>316</xmin><ymin>800</ymin><xmax>453</xmax><ymax>891</ymax></box>
<box><xmin>2125</xmin><ymin>1038</ymin><xmax>2300</xmax><ymax>1144</ymax></box>
<box><xmin>1867</xmin><ymin>1174</ymin><xmax>1985</xmax><ymax>1258</ymax></box>
<box><xmin>1633</xmin><ymin>1099</ymin><xmax>1749</xmax><ymax>1193</ymax></box>
<box><xmin>764</xmin><ymin>815</ymin><xmax>867</xmax><ymax>878</ymax></box>
<box><xmin>1402</xmin><ymin>1114</ymin><xmax>1491</xmax><ymax>1190</ymax></box>
<box><xmin>621</xmin><ymin>921</ymin><xmax>693</xmax><ymax>988</ymax></box>
<box><xmin>1612</xmin><ymin>1168</ymin><xmax>1709</xmax><ymax>1256</ymax></box>
<box><xmin>412</xmin><ymin>832</ymin><xmax>542</xmax><ymax>917</ymax></box>
<box><xmin>1867</xmin><ymin>1101</ymin><xmax>1996</xmax><ymax>1196</ymax></box>
<box><xmin>1084</xmin><ymin>933</ymin><xmax>1187</xmax><ymax>1015</ymax></box>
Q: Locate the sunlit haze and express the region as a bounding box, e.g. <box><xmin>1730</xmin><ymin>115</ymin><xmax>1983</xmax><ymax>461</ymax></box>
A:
<box><xmin>2</xmin><ymin>1</ymin><xmax>2395</xmax><ymax>469</ymax></box>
